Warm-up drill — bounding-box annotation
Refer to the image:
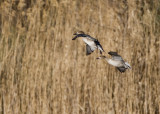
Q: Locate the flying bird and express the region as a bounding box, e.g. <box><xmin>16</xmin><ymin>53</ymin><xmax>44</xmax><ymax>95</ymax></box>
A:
<box><xmin>72</xmin><ymin>31</ymin><xmax>105</xmax><ymax>55</ymax></box>
<box><xmin>97</xmin><ymin>51</ymin><xmax>131</xmax><ymax>73</ymax></box>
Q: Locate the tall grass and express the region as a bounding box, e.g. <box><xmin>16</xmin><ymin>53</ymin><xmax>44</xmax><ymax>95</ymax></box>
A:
<box><xmin>0</xmin><ymin>0</ymin><xmax>159</xmax><ymax>113</ymax></box>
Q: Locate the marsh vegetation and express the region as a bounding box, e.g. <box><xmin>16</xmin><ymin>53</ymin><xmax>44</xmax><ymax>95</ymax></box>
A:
<box><xmin>0</xmin><ymin>0</ymin><xmax>160</xmax><ymax>113</ymax></box>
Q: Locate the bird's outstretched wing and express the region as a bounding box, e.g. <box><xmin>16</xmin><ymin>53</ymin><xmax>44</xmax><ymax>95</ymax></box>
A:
<box><xmin>95</xmin><ymin>40</ymin><xmax>105</xmax><ymax>54</ymax></box>
<box><xmin>72</xmin><ymin>34</ymin><xmax>87</xmax><ymax>40</ymax></box>
<box><xmin>72</xmin><ymin>34</ymin><xmax>96</xmax><ymax>41</ymax></box>
<box><xmin>108</xmin><ymin>51</ymin><xmax>123</xmax><ymax>60</ymax></box>
<box><xmin>108</xmin><ymin>51</ymin><xmax>119</xmax><ymax>56</ymax></box>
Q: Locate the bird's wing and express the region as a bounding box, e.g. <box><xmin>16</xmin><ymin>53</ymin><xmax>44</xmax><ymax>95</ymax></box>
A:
<box><xmin>94</xmin><ymin>40</ymin><xmax>105</xmax><ymax>53</ymax></box>
<box><xmin>108</xmin><ymin>51</ymin><xmax>119</xmax><ymax>56</ymax></box>
<box><xmin>72</xmin><ymin>34</ymin><xmax>87</xmax><ymax>40</ymax></box>
<box><xmin>108</xmin><ymin>51</ymin><xmax>123</xmax><ymax>60</ymax></box>
<box><xmin>86</xmin><ymin>35</ymin><xmax>97</xmax><ymax>41</ymax></box>
<box><xmin>72</xmin><ymin>34</ymin><xmax>96</xmax><ymax>41</ymax></box>
<box><xmin>86</xmin><ymin>44</ymin><xmax>94</xmax><ymax>55</ymax></box>
<box><xmin>116</xmin><ymin>67</ymin><xmax>126</xmax><ymax>73</ymax></box>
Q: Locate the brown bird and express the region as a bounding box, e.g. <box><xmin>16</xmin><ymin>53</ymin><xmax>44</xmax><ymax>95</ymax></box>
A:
<box><xmin>97</xmin><ymin>51</ymin><xmax>131</xmax><ymax>73</ymax></box>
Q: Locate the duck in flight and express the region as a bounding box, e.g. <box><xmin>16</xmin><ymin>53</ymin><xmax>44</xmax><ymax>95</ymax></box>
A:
<box><xmin>97</xmin><ymin>51</ymin><xmax>131</xmax><ymax>73</ymax></box>
<box><xmin>72</xmin><ymin>31</ymin><xmax>105</xmax><ymax>55</ymax></box>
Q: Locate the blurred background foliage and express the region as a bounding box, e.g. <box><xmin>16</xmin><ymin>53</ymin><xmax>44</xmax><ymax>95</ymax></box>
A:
<box><xmin>0</xmin><ymin>0</ymin><xmax>159</xmax><ymax>113</ymax></box>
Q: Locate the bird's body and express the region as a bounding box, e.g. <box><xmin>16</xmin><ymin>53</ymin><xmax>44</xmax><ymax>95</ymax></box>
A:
<box><xmin>82</xmin><ymin>37</ymin><xmax>95</xmax><ymax>46</ymax></box>
<box><xmin>82</xmin><ymin>37</ymin><xmax>97</xmax><ymax>50</ymax></box>
<box><xmin>107</xmin><ymin>59</ymin><xmax>124</xmax><ymax>67</ymax></box>
<box><xmin>97</xmin><ymin>51</ymin><xmax>131</xmax><ymax>73</ymax></box>
<box><xmin>72</xmin><ymin>31</ymin><xmax>104</xmax><ymax>55</ymax></box>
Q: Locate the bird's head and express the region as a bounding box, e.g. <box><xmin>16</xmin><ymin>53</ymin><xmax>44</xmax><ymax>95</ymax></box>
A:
<box><xmin>73</xmin><ymin>31</ymin><xmax>85</xmax><ymax>35</ymax></box>
<box><xmin>96</xmin><ymin>56</ymin><xmax>107</xmax><ymax>59</ymax></box>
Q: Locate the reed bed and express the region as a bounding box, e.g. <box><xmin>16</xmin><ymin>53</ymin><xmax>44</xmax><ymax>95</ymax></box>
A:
<box><xmin>0</xmin><ymin>0</ymin><xmax>159</xmax><ymax>114</ymax></box>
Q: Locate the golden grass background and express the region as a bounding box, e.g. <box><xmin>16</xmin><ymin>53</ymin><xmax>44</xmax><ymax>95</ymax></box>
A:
<box><xmin>0</xmin><ymin>0</ymin><xmax>160</xmax><ymax>114</ymax></box>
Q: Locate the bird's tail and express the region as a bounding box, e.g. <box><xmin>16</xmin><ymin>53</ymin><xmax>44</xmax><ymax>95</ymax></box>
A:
<box><xmin>124</xmin><ymin>62</ymin><xmax>131</xmax><ymax>69</ymax></box>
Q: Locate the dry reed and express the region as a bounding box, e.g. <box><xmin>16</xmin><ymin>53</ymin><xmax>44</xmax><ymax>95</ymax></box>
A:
<box><xmin>0</xmin><ymin>0</ymin><xmax>160</xmax><ymax>114</ymax></box>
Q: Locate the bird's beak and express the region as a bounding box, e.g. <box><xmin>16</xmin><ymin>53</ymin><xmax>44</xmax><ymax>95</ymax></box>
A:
<box><xmin>73</xmin><ymin>33</ymin><xmax>77</xmax><ymax>35</ymax></box>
